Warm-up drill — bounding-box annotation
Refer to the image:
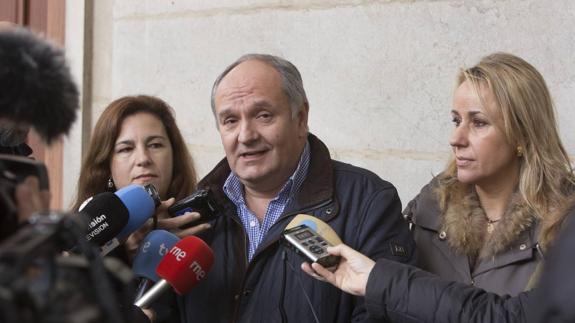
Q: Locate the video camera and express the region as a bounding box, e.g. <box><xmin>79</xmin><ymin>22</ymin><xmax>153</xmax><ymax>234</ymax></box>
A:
<box><xmin>0</xmin><ymin>154</ymin><xmax>49</xmax><ymax>242</ymax></box>
<box><xmin>0</xmin><ymin>213</ymin><xmax>134</xmax><ymax>323</ymax></box>
<box><xmin>0</xmin><ymin>157</ymin><xmax>137</xmax><ymax>323</ymax></box>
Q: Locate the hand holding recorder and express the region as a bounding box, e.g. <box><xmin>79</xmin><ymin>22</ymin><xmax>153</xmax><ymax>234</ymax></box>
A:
<box><xmin>282</xmin><ymin>214</ymin><xmax>374</xmax><ymax>296</ymax></box>
<box><xmin>155</xmin><ymin>188</ymin><xmax>221</xmax><ymax>238</ymax></box>
<box><xmin>301</xmin><ymin>243</ymin><xmax>375</xmax><ymax>296</ymax></box>
<box><xmin>126</xmin><ymin>192</ymin><xmax>214</xmax><ymax>254</ymax></box>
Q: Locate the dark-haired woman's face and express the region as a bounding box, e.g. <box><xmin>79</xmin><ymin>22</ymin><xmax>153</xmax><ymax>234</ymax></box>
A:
<box><xmin>110</xmin><ymin>112</ymin><xmax>173</xmax><ymax>198</ymax></box>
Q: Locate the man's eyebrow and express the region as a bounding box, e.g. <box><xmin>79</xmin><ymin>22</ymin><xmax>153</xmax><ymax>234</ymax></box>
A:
<box><xmin>217</xmin><ymin>107</ymin><xmax>233</xmax><ymax>119</ymax></box>
<box><xmin>253</xmin><ymin>100</ymin><xmax>272</xmax><ymax>109</ymax></box>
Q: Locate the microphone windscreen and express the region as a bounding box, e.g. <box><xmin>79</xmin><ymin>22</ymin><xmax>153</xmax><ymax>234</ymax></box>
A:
<box><xmin>156</xmin><ymin>236</ymin><xmax>214</xmax><ymax>295</ymax></box>
<box><xmin>133</xmin><ymin>230</ymin><xmax>179</xmax><ymax>282</ymax></box>
<box><xmin>0</xmin><ymin>27</ymin><xmax>79</xmax><ymax>142</ymax></box>
<box><xmin>115</xmin><ymin>185</ymin><xmax>156</xmax><ymax>238</ymax></box>
<box><xmin>286</xmin><ymin>214</ymin><xmax>342</xmax><ymax>245</ymax></box>
<box><xmin>79</xmin><ymin>192</ymin><xmax>129</xmax><ymax>246</ymax></box>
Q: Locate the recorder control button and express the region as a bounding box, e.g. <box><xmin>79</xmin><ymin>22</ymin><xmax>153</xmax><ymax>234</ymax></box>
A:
<box><xmin>310</xmin><ymin>245</ymin><xmax>323</xmax><ymax>254</ymax></box>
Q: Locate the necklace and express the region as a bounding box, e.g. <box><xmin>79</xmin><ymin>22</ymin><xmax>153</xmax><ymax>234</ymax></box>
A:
<box><xmin>486</xmin><ymin>218</ymin><xmax>501</xmax><ymax>234</ymax></box>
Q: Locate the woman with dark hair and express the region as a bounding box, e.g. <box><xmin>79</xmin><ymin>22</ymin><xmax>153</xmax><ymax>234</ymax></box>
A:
<box><xmin>71</xmin><ymin>95</ymin><xmax>208</xmax><ymax>322</ymax></box>
<box><xmin>72</xmin><ymin>95</ymin><xmax>208</xmax><ymax>250</ymax></box>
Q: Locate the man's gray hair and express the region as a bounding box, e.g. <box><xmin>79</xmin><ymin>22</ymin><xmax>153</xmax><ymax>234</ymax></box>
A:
<box><xmin>210</xmin><ymin>54</ymin><xmax>308</xmax><ymax>119</ymax></box>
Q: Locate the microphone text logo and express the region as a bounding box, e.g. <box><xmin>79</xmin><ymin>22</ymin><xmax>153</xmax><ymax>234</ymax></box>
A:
<box><xmin>189</xmin><ymin>261</ymin><xmax>206</xmax><ymax>280</ymax></box>
<box><xmin>85</xmin><ymin>214</ymin><xmax>109</xmax><ymax>241</ymax></box>
<box><xmin>170</xmin><ymin>246</ymin><xmax>187</xmax><ymax>261</ymax></box>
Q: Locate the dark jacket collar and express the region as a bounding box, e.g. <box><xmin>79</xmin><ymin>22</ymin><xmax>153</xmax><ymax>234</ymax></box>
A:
<box><xmin>198</xmin><ymin>133</ymin><xmax>335</xmax><ymax>216</ymax></box>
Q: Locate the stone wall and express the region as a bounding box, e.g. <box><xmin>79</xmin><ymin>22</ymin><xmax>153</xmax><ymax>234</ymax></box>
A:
<box><xmin>63</xmin><ymin>0</ymin><xmax>575</xmax><ymax>207</ymax></box>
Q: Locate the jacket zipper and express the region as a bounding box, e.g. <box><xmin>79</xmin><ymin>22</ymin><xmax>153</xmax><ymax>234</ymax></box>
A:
<box><xmin>230</xmin><ymin>213</ymin><xmax>248</xmax><ymax>323</ymax></box>
<box><xmin>231</xmin><ymin>198</ymin><xmax>334</xmax><ymax>322</ymax></box>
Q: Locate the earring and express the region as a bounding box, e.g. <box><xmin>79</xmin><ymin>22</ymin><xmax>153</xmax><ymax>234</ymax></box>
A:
<box><xmin>516</xmin><ymin>146</ymin><xmax>524</xmax><ymax>158</ymax></box>
<box><xmin>107</xmin><ymin>178</ymin><xmax>115</xmax><ymax>191</ymax></box>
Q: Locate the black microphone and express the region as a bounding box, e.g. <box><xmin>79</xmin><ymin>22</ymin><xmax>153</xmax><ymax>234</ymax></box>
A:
<box><xmin>78</xmin><ymin>184</ymin><xmax>159</xmax><ymax>255</ymax></box>
<box><xmin>78</xmin><ymin>192</ymin><xmax>129</xmax><ymax>246</ymax></box>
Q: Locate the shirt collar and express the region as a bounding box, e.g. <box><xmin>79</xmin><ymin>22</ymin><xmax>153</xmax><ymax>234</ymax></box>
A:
<box><xmin>224</xmin><ymin>140</ymin><xmax>311</xmax><ymax>205</ymax></box>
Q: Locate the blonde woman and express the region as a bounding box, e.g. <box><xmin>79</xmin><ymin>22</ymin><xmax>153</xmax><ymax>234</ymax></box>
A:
<box><xmin>303</xmin><ymin>53</ymin><xmax>575</xmax><ymax>322</ymax></box>
<box><xmin>403</xmin><ymin>52</ymin><xmax>575</xmax><ymax>296</ymax></box>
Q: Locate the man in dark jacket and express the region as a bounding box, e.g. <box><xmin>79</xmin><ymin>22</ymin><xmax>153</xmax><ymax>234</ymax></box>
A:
<box><xmin>179</xmin><ymin>54</ymin><xmax>415</xmax><ymax>323</ymax></box>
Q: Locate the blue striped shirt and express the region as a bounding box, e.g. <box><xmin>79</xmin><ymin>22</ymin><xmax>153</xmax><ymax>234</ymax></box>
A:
<box><xmin>223</xmin><ymin>141</ymin><xmax>310</xmax><ymax>261</ymax></box>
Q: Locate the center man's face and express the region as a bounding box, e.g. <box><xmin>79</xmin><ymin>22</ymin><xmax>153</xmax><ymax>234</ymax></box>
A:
<box><xmin>214</xmin><ymin>60</ymin><xmax>308</xmax><ymax>192</ymax></box>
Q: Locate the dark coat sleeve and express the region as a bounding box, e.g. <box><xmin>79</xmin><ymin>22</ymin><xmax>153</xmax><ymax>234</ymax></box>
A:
<box><xmin>364</xmin><ymin>259</ymin><xmax>532</xmax><ymax>323</ymax></box>
<box><xmin>353</xmin><ymin>186</ymin><xmax>416</xmax><ymax>265</ymax></box>
<box><xmin>349</xmin><ymin>184</ymin><xmax>416</xmax><ymax>322</ymax></box>
<box><xmin>532</xmin><ymin>214</ymin><xmax>575</xmax><ymax>323</ymax></box>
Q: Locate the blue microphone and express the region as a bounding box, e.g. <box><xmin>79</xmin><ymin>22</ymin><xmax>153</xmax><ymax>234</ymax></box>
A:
<box><xmin>133</xmin><ymin>230</ymin><xmax>179</xmax><ymax>281</ymax></box>
<box><xmin>115</xmin><ymin>185</ymin><xmax>157</xmax><ymax>239</ymax></box>
<box><xmin>133</xmin><ymin>230</ymin><xmax>180</xmax><ymax>301</ymax></box>
<box><xmin>91</xmin><ymin>184</ymin><xmax>159</xmax><ymax>256</ymax></box>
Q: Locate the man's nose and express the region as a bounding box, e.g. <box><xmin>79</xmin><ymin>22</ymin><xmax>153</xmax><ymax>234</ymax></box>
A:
<box><xmin>238</xmin><ymin>120</ymin><xmax>259</xmax><ymax>144</ymax></box>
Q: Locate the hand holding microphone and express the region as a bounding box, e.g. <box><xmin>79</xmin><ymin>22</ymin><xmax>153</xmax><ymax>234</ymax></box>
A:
<box><xmin>301</xmin><ymin>243</ymin><xmax>375</xmax><ymax>296</ymax></box>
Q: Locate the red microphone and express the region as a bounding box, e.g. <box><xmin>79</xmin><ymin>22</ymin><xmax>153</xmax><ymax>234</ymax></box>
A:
<box><xmin>134</xmin><ymin>236</ymin><xmax>214</xmax><ymax>308</ymax></box>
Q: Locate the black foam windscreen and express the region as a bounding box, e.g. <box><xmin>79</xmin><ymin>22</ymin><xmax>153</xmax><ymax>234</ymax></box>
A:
<box><xmin>79</xmin><ymin>192</ymin><xmax>129</xmax><ymax>246</ymax></box>
<box><xmin>0</xmin><ymin>27</ymin><xmax>79</xmax><ymax>143</ymax></box>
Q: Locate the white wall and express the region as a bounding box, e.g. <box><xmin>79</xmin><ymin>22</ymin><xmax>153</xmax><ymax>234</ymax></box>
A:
<box><xmin>62</xmin><ymin>0</ymin><xmax>86</xmax><ymax>208</ymax></box>
<box><xmin>66</xmin><ymin>0</ymin><xmax>575</xmax><ymax>206</ymax></box>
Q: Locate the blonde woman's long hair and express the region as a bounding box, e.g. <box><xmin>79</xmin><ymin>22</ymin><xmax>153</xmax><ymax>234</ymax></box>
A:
<box><xmin>438</xmin><ymin>52</ymin><xmax>575</xmax><ymax>248</ymax></box>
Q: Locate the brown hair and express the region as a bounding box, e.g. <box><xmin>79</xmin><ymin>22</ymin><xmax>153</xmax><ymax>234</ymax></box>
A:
<box><xmin>71</xmin><ymin>95</ymin><xmax>197</xmax><ymax>210</ymax></box>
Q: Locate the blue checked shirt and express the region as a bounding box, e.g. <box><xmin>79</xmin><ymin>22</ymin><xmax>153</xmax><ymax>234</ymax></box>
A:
<box><xmin>223</xmin><ymin>141</ymin><xmax>310</xmax><ymax>262</ymax></box>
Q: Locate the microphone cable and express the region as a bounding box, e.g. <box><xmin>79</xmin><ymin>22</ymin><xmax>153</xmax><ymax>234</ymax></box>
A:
<box><xmin>282</xmin><ymin>251</ymin><xmax>321</xmax><ymax>323</ymax></box>
<box><xmin>535</xmin><ymin>243</ymin><xmax>545</xmax><ymax>260</ymax></box>
<box><xmin>279</xmin><ymin>250</ymin><xmax>288</xmax><ymax>323</ymax></box>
